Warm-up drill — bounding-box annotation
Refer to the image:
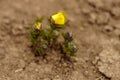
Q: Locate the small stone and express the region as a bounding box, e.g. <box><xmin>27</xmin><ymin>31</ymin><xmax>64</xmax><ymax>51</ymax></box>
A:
<box><xmin>70</xmin><ymin>57</ymin><xmax>78</xmax><ymax>63</ymax></box>
<box><xmin>83</xmin><ymin>70</ymin><xmax>89</xmax><ymax>77</ymax></box>
<box><xmin>96</xmin><ymin>13</ymin><xmax>110</xmax><ymax>25</ymax></box>
<box><xmin>35</xmin><ymin>69</ymin><xmax>39</xmax><ymax>72</ymax></box>
<box><xmin>53</xmin><ymin>75</ymin><xmax>62</xmax><ymax>80</ymax></box>
<box><xmin>114</xmin><ymin>29</ymin><xmax>120</xmax><ymax>36</ymax></box>
<box><xmin>111</xmin><ymin>7</ymin><xmax>120</xmax><ymax>18</ymax></box>
<box><xmin>92</xmin><ymin>56</ymin><xmax>100</xmax><ymax>65</ymax></box>
<box><xmin>103</xmin><ymin>25</ymin><xmax>114</xmax><ymax>33</ymax></box>
<box><xmin>17</xmin><ymin>24</ymin><xmax>24</xmax><ymax>31</ymax></box>
<box><xmin>15</xmin><ymin>68</ymin><xmax>23</xmax><ymax>73</ymax></box>
<box><xmin>84</xmin><ymin>57</ymin><xmax>89</xmax><ymax>62</ymax></box>
<box><xmin>82</xmin><ymin>7</ymin><xmax>91</xmax><ymax>14</ymax></box>
<box><xmin>2</xmin><ymin>18</ymin><xmax>10</xmax><ymax>24</ymax></box>
<box><xmin>63</xmin><ymin>62</ymin><xmax>67</xmax><ymax>67</ymax></box>
<box><xmin>68</xmin><ymin>16</ymin><xmax>75</xmax><ymax>22</ymax></box>
<box><xmin>88</xmin><ymin>12</ymin><xmax>97</xmax><ymax>24</ymax></box>
<box><xmin>19</xmin><ymin>60</ymin><xmax>26</xmax><ymax>68</ymax></box>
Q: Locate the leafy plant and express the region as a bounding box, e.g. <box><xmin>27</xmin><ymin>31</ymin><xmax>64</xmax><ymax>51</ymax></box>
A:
<box><xmin>29</xmin><ymin>11</ymin><xmax>78</xmax><ymax>58</ymax></box>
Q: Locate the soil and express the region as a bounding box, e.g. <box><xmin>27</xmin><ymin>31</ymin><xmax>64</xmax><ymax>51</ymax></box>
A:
<box><xmin>0</xmin><ymin>0</ymin><xmax>120</xmax><ymax>80</ymax></box>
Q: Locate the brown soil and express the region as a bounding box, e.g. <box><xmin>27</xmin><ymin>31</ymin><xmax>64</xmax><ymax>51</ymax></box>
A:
<box><xmin>0</xmin><ymin>0</ymin><xmax>120</xmax><ymax>80</ymax></box>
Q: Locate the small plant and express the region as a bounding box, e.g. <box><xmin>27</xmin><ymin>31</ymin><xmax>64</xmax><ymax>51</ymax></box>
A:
<box><xmin>29</xmin><ymin>11</ymin><xmax>78</xmax><ymax>58</ymax></box>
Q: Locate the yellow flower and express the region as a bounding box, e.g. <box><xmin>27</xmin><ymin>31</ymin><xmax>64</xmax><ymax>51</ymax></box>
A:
<box><xmin>51</xmin><ymin>11</ymin><xmax>66</xmax><ymax>25</ymax></box>
<box><xmin>34</xmin><ymin>22</ymin><xmax>42</xmax><ymax>30</ymax></box>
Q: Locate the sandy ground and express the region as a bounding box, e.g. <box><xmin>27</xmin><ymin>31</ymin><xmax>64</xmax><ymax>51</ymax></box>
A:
<box><xmin>0</xmin><ymin>0</ymin><xmax>120</xmax><ymax>80</ymax></box>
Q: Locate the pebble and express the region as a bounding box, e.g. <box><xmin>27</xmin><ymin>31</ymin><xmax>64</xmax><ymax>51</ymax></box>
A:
<box><xmin>19</xmin><ymin>60</ymin><xmax>26</xmax><ymax>68</ymax></box>
<box><xmin>17</xmin><ymin>24</ymin><xmax>24</xmax><ymax>31</ymax></box>
<box><xmin>96</xmin><ymin>13</ymin><xmax>110</xmax><ymax>25</ymax></box>
<box><xmin>35</xmin><ymin>69</ymin><xmax>39</xmax><ymax>72</ymax></box>
<box><xmin>92</xmin><ymin>56</ymin><xmax>99</xmax><ymax>65</ymax></box>
<box><xmin>103</xmin><ymin>25</ymin><xmax>114</xmax><ymax>33</ymax></box>
<box><xmin>88</xmin><ymin>12</ymin><xmax>97</xmax><ymax>24</ymax></box>
<box><xmin>53</xmin><ymin>75</ymin><xmax>62</xmax><ymax>80</ymax></box>
<box><xmin>15</xmin><ymin>68</ymin><xmax>23</xmax><ymax>73</ymax></box>
<box><xmin>111</xmin><ymin>7</ymin><xmax>120</xmax><ymax>18</ymax></box>
<box><xmin>2</xmin><ymin>18</ymin><xmax>11</xmax><ymax>24</ymax></box>
<box><xmin>63</xmin><ymin>62</ymin><xmax>67</xmax><ymax>67</ymax></box>
<box><xmin>114</xmin><ymin>29</ymin><xmax>120</xmax><ymax>36</ymax></box>
<box><xmin>82</xmin><ymin>7</ymin><xmax>91</xmax><ymax>14</ymax></box>
<box><xmin>83</xmin><ymin>70</ymin><xmax>89</xmax><ymax>77</ymax></box>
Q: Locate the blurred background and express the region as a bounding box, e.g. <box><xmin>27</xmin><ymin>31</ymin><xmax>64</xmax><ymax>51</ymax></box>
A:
<box><xmin>0</xmin><ymin>0</ymin><xmax>120</xmax><ymax>80</ymax></box>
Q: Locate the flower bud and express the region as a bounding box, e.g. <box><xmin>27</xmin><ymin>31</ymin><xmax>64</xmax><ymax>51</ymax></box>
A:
<box><xmin>70</xmin><ymin>42</ymin><xmax>77</xmax><ymax>53</ymax></box>
<box><xmin>64</xmin><ymin>32</ymin><xmax>73</xmax><ymax>41</ymax></box>
<box><xmin>33</xmin><ymin>22</ymin><xmax>42</xmax><ymax>31</ymax></box>
<box><xmin>42</xmin><ymin>44</ymin><xmax>48</xmax><ymax>50</ymax></box>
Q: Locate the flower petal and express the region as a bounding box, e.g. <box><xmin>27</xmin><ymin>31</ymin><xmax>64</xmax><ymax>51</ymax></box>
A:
<box><xmin>35</xmin><ymin>22</ymin><xmax>42</xmax><ymax>30</ymax></box>
<box><xmin>51</xmin><ymin>11</ymin><xmax>66</xmax><ymax>25</ymax></box>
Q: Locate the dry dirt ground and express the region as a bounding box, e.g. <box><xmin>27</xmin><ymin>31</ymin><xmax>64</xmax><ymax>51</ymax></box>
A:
<box><xmin>0</xmin><ymin>0</ymin><xmax>120</xmax><ymax>80</ymax></box>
